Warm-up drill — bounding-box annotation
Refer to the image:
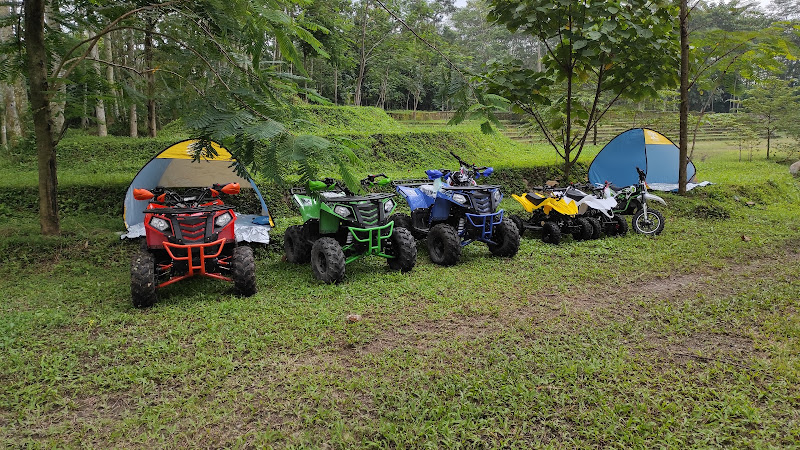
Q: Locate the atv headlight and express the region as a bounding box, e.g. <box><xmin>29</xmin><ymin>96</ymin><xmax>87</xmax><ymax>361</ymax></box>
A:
<box><xmin>149</xmin><ymin>217</ymin><xmax>169</xmax><ymax>231</ymax></box>
<box><xmin>383</xmin><ymin>199</ymin><xmax>395</xmax><ymax>213</ymax></box>
<box><xmin>334</xmin><ymin>205</ymin><xmax>351</xmax><ymax>217</ymax></box>
<box><xmin>215</xmin><ymin>212</ymin><xmax>232</xmax><ymax>228</ymax></box>
<box><xmin>492</xmin><ymin>190</ymin><xmax>502</xmax><ymax>203</ymax></box>
<box><xmin>452</xmin><ymin>193</ymin><xmax>468</xmax><ymax>204</ymax></box>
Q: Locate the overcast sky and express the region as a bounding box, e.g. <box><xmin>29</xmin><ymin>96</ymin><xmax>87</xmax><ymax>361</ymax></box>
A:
<box><xmin>451</xmin><ymin>0</ymin><xmax>775</xmax><ymax>12</ymax></box>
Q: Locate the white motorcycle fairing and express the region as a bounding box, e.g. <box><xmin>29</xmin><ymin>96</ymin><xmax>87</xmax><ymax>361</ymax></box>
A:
<box><xmin>644</xmin><ymin>192</ymin><xmax>667</xmax><ymax>205</ymax></box>
<box><xmin>576</xmin><ymin>195</ymin><xmax>617</xmax><ymax>218</ymax></box>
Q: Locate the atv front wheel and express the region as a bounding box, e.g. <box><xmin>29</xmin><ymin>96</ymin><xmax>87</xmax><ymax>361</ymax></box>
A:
<box><xmin>386</xmin><ymin>226</ymin><xmax>417</xmax><ymax>272</ymax></box>
<box><xmin>311</xmin><ymin>237</ymin><xmax>346</xmax><ymax>283</ymax></box>
<box><xmin>427</xmin><ymin>223</ymin><xmax>461</xmax><ymax>266</ymax></box>
<box><xmin>572</xmin><ymin>217</ymin><xmax>593</xmax><ymax>241</ymax></box>
<box><xmin>510</xmin><ymin>214</ymin><xmax>526</xmax><ymax>238</ymax></box>
<box><xmin>488</xmin><ymin>217</ymin><xmax>520</xmax><ymax>257</ymax></box>
<box><xmin>541</xmin><ymin>221</ymin><xmax>562</xmax><ymax>245</ymax></box>
<box><xmin>284</xmin><ymin>225</ymin><xmax>311</xmax><ymax>263</ymax></box>
<box><xmin>588</xmin><ymin>217</ymin><xmax>602</xmax><ymax>239</ymax></box>
<box><xmin>131</xmin><ymin>251</ymin><xmax>157</xmax><ymax>308</ymax></box>
<box><xmin>232</xmin><ymin>246</ymin><xmax>257</xmax><ymax>296</ymax></box>
<box><xmin>632</xmin><ymin>209</ymin><xmax>664</xmax><ymax>236</ymax></box>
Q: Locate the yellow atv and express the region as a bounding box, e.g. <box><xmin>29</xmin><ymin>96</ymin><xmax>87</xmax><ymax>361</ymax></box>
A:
<box><xmin>509</xmin><ymin>190</ymin><xmax>593</xmax><ymax>245</ymax></box>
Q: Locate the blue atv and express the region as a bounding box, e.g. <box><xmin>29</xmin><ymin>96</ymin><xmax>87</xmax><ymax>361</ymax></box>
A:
<box><xmin>391</xmin><ymin>152</ymin><xmax>519</xmax><ymax>266</ymax></box>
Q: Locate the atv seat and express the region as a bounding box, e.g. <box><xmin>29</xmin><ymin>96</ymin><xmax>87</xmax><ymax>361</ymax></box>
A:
<box><xmin>525</xmin><ymin>193</ymin><xmax>547</xmax><ymax>206</ymax></box>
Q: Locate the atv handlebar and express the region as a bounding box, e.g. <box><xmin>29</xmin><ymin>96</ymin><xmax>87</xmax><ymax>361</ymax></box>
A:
<box><xmin>360</xmin><ymin>173</ymin><xmax>391</xmax><ymax>187</ymax></box>
<box><xmin>636</xmin><ymin>166</ymin><xmax>647</xmax><ymax>182</ymax></box>
<box><xmin>138</xmin><ymin>183</ymin><xmax>240</xmax><ymax>207</ymax></box>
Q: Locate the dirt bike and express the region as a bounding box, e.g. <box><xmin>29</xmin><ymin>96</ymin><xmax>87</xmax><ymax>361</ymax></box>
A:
<box><xmin>604</xmin><ymin>167</ymin><xmax>667</xmax><ymax>235</ymax></box>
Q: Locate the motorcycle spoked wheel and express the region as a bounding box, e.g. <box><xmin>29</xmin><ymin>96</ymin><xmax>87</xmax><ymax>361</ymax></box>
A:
<box><xmin>632</xmin><ymin>209</ymin><xmax>665</xmax><ymax>236</ymax></box>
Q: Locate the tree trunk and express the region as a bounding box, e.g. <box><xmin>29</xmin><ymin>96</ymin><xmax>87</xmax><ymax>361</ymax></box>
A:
<box><xmin>127</xmin><ymin>30</ymin><xmax>138</xmax><ymax>137</ymax></box>
<box><xmin>3</xmin><ymin>84</ymin><xmax>22</xmax><ymax>143</ymax></box>
<box><xmin>44</xmin><ymin>0</ymin><xmax>65</xmax><ymax>140</ymax></box>
<box><xmin>130</xmin><ymin>104</ymin><xmax>138</xmax><ymax>138</ymax></box>
<box><xmin>103</xmin><ymin>33</ymin><xmax>120</xmax><ymax>120</ymax></box>
<box><xmin>678</xmin><ymin>0</ymin><xmax>689</xmax><ymax>195</ymax></box>
<box><xmin>1</xmin><ymin>101</ymin><xmax>7</xmax><ymax>148</ymax></box>
<box><xmin>145</xmin><ymin>19</ymin><xmax>157</xmax><ymax>137</ymax></box>
<box><xmin>25</xmin><ymin>0</ymin><xmax>60</xmax><ymax>235</ymax></box>
<box><xmin>1</xmin><ymin>3</ymin><xmax>22</xmax><ymax>144</ymax></box>
<box><xmin>354</xmin><ymin>2</ymin><xmax>368</xmax><ymax>107</ymax></box>
<box><xmin>81</xmin><ymin>85</ymin><xmax>89</xmax><ymax>129</ymax></box>
<box><xmin>334</xmin><ymin>65</ymin><xmax>339</xmax><ymax>106</ymax></box>
<box><xmin>89</xmin><ymin>33</ymin><xmax>108</xmax><ymax>136</ymax></box>
<box><xmin>766</xmin><ymin>127</ymin><xmax>771</xmax><ymax>159</ymax></box>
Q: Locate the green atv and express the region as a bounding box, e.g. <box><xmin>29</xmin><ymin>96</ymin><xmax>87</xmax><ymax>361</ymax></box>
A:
<box><xmin>283</xmin><ymin>174</ymin><xmax>417</xmax><ymax>283</ymax></box>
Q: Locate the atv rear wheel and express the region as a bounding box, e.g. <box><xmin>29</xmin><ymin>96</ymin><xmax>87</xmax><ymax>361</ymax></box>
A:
<box><xmin>488</xmin><ymin>217</ymin><xmax>520</xmax><ymax>257</ymax></box>
<box><xmin>541</xmin><ymin>221</ymin><xmax>562</xmax><ymax>245</ymax></box>
<box><xmin>311</xmin><ymin>237</ymin><xmax>346</xmax><ymax>283</ymax></box>
<box><xmin>427</xmin><ymin>223</ymin><xmax>461</xmax><ymax>266</ymax></box>
<box><xmin>389</xmin><ymin>213</ymin><xmax>412</xmax><ymax>231</ymax></box>
<box><xmin>632</xmin><ymin>209</ymin><xmax>664</xmax><ymax>236</ymax></box>
<box><xmin>588</xmin><ymin>217</ymin><xmax>602</xmax><ymax>239</ymax></box>
<box><xmin>131</xmin><ymin>251</ymin><xmax>157</xmax><ymax>308</ymax></box>
<box><xmin>606</xmin><ymin>214</ymin><xmax>628</xmax><ymax>236</ymax></box>
<box><xmin>573</xmin><ymin>217</ymin><xmax>593</xmax><ymax>241</ymax></box>
<box><xmin>386</xmin><ymin>226</ymin><xmax>417</xmax><ymax>272</ymax></box>
<box><xmin>284</xmin><ymin>225</ymin><xmax>311</xmax><ymax>263</ymax></box>
<box><xmin>232</xmin><ymin>246</ymin><xmax>257</xmax><ymax>296</ymax></box>
<box><xmin>510</xmin><ymin>214</ymin><xmax>526</xmax><ymax>238</ymax></box>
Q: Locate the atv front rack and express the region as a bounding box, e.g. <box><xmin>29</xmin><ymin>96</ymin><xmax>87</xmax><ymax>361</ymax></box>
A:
<box><xmin>159</xmin><ymin>238</ymin><xmax>232</xmax><ymax>287</ymax></box>
<box><xmin>462</xmin><ymin>211</ymin><xmax>504</xmax><ymax>246</ymax></box>
<box><xmin>391</xmin><ymin>178</ymin><xmax>433</xmax><ymax>187</ymax></box>
<box><xmin>342</xmin><ymin>222</ymin><xmax>395</xmax><ymax>264</ymax></box>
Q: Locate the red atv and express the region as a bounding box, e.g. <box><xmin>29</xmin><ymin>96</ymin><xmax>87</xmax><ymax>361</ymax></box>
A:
<box><xmin>130</xmin><ymin>183</ymin><xmax>257</xmax><ymax>308</ymax></box>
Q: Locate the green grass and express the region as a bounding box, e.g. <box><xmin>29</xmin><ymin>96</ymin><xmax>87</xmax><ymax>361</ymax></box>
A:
<box><xmin>2</xmin><ymin>112</ymin><xmax>800</xmax><ymax>446</ymax></box>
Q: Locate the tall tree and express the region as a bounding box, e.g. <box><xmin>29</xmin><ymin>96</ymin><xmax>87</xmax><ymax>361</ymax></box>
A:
<box><xmin>480</xmin><ymin>0</ymin><xmax>679</xmax><ymax>181</ymax></box>
<box><xmin>741</xmin><ymin>77</ymin><xmax>797</xmax><ymax>159</ymax></box>
<box><xmin>24</xmin><ymin>0</ymin><xmax>59</xmax><ymax>235</ymax></box>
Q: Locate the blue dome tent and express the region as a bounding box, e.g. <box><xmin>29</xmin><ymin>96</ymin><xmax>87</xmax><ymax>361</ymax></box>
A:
<box><xmin>588</xmin><ymin>128</ymin><xmax>697</xmax><ymax>189</ymax></box>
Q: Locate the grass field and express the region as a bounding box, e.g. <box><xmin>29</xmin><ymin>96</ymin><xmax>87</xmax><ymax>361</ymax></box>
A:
<box><xmin>1</xmin><ymin>117</ymin><xmax>799</xmax><ymax>447</ymax></box>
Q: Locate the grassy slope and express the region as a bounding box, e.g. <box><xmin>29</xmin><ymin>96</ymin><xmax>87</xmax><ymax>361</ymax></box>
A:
<box><xmin>1</xmin><ymin>108</ymin><xmax>799</xmax><ymax>447</ymax></box>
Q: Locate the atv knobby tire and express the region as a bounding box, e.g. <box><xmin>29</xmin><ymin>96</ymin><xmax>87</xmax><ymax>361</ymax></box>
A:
<box><xmin>588</xmin><ymin>217</ymin><xmax>602</xmax><ymax>239</ymax></box>
<box><xmin>386</xmin><ymin>226</ymin><xmax>417</xmax><ymax>272</ymax></box>
<box><xmin>488</xmin><ymin>217</ymin><xmax>520</xmax><ymax>257</ymax></box>
<box><xmin>541</xmin><ymin>221</ymin><xmax>562</xmax><ymax>245</ymax></box>
<box><xmin>510</xmin><ymin>214</ymin><xmax>526</xmax><ymax>238</ymax></box>
<box><xmin>610</xmin><ymin>215</ymin><xmax>628</xmax><ymax>236</ymax></box>
<box><xmin>284</xmin><ymin>225</ymin><xmax>311</xmax><ymax>263</ymax></box>
<box><xmin>389</xmin><ymin>213</ymin><xmax>412</xmax><ymax>232</ymax></box>
<box><xmin>131</xmin><ymin>250</ymin><xmax>157</xmax><ymax>308</ymax></box>
<box><xmin>573</xmin><ymin>217</ymin><xmax>593</xmax><ymax>241</ymax></box>
<box><xmin>311</xmin><ymin>237</ymin><xmax>346</xmax><ymax>283</ymax></box>
<box><xmin>632</xmin><ymin>209</ymin><xmax>665</xmax><ymax>236</ymax></box>
<box><xmin>427</xmin><ymin>223</ymin><xmax>461</xmax><ymax>266</ymax></box>
<box><xmin>232</xmin><ymin>246</ymin><xmax>258</xmax><ymax>296</ymax></box>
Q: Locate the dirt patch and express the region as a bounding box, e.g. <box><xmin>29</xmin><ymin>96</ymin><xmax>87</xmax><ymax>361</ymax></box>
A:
<box><xmin>329</xmin><ymin>249</ymin><xmax>800</xmax><ymax>364</ymax></box>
